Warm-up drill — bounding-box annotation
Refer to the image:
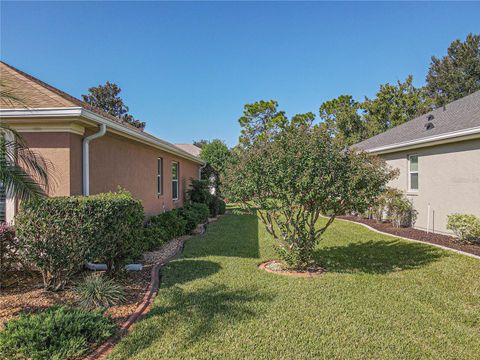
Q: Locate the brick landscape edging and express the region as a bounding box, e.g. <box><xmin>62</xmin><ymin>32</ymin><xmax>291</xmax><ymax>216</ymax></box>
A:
<box><xmin>84</xmin><ymin>218</ymin><xmax>217</xmax><ymax>360</ymax></box>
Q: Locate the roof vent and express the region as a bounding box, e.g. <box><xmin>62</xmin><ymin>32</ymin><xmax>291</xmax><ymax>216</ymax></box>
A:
<box><xmin>427</xmin><ymin>114</ymin><xmax>434</xmax><ymax>121</ymax></box>
<box><xmin>425</xmin><ymin>122</ymin><xmax>435</xmax><ymax>130</ymax></box>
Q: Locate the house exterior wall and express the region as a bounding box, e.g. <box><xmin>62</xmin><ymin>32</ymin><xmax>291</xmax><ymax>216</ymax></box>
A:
<box><xmin>20</xmin><ymin>130</ymin><xmax>200</xmax><ymax>216</ymax></box>
<box><xmin>379</xmin><ymin>138</ymin><xmax>480</xmax><ymax>235</ymax></box>
<box><xmin>21</xmin><ymin>132</ymin><xmax>77</xmax><ymax>196</ymax></box>
<box><xmin>87</xmin><ymin>132</ymin><xmax>200</xmax><ymax>215</ymax></box>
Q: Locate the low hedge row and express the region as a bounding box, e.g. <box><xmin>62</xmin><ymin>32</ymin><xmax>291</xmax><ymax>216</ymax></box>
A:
<box><xmin>13</xmin><ymin>189</ymin><xmax>220</xmax><ymax>290</ymax></box>
<box><xmin>143</xmin><ymin>202</ymin><xmax>210</xmax><ymax>251</ymax></box>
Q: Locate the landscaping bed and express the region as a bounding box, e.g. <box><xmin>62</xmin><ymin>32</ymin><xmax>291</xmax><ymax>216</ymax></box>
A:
<box><xmin>0</xmin><ymin>267</ymin><xmax>151</xmax><ymax>330</ymax></box>
<box><xmin>339</xmin><ymin>215</ymin><xmax>480</xmax><ymax>257</ymax></box>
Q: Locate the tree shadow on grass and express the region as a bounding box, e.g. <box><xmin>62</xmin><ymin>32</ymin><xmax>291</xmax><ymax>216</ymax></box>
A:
<box><xmin>113</xmin><ymin>283</ymin><xmax>274</xmax><ymax>358</ymax></box>
<box><xmin>183</xmin><ymin>207</ymin><xmax>260</xmax><ymax>259</ymax></box>
<box><xmin>314</xmin><ymin>240</ymin><xmax>445</xmax><ymax>274</ymax></box>
<box><xmin>160</xmin><ymin>259</ymin><xmax>222</xmax><ymax>288</ymax></box>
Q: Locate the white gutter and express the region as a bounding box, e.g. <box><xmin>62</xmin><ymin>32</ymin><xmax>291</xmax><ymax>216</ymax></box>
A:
<box><xmin>365</xmin><ymin>126</ymin><xmax>480</xmax><ymax>155</ymax></box>
<box><xmin>0</xmin><ymin>107</ymin><xmax>204</xmax><ymax>165</ymax></box>
<box><xmin>83</xmin><ymin>124</ymin><xmax>106</xmax><ymax>195</ymax></box>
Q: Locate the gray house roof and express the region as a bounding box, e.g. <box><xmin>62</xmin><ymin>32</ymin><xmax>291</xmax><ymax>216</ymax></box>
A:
<box><xmin>354</xmin><ymin>90</ymin><xmax>480</xmax><ymax>153</ymax></box>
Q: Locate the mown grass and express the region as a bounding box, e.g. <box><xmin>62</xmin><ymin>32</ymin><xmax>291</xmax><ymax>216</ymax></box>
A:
<box><xmin>109</xmin><ymin>210</ymin><xmax>480</xmax><ymax>359</ymax></box>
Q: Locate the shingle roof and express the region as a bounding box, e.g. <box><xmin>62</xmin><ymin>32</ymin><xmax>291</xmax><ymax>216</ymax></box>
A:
<box><xmin>0</xmin><ymin>61</ymin><xmax>203</xmax><ymax>163</ymax></box>
<box><xmin>354</xmin><ymin>90</ymin><xmax>480</xmax><ymax>152</ymax></box>
<box><xmin>175</xmin><ymin>144</ymin><xmax>202</xmax><ymax>157</ymax></box>
<box><xmin>0</xmin><ymin>61</ymin><xmax>142</xmax><ymax>131</ymax></box>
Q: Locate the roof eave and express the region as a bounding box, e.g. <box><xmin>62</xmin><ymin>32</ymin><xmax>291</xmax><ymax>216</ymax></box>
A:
<box><xmin>0</xmin><ymin>107</ymin><xmax>205</xmax><ymax>165</ymax></box>
<box><xmin>364</xmin><ymin>126</ymin><xmax>480</xmax><ymax>155</ymax></box>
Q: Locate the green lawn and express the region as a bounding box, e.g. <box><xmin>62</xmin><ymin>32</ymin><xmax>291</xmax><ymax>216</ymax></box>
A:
<box><xmin>110</xmin><ymin>210</ymin><xmax>480</xmax><ymax>359</ymax></box>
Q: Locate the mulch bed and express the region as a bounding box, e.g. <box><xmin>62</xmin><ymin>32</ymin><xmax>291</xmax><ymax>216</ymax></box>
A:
<box><xmin>339</xmin><ymin>215</ymin><xmax>480</xmax><ymax>257</ymax></box>
<box><xmin>259</xmin><ymin>260</ymin><xmax>326</xmax><ymax>278</ymax></box>
<box><xmin>0</xmin><ymin>267</ymin><xmax>151</xmax><ymax>330</ymax></box>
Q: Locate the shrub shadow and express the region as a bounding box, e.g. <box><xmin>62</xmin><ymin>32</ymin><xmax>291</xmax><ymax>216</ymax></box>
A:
<box><xmin>314</xmin><ymin>240</ymin><xmax>445</xmax><ymax>274</ymax></box>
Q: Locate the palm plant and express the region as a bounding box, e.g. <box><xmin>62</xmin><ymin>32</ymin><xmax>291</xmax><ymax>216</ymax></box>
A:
<box><xmin>0</xmin><ymin>80</ymin><xmax>52</xmax><ymax>200</ymax></box>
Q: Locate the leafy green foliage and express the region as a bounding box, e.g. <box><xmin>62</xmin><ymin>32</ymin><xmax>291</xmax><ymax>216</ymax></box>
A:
<box><xmin>238</xmin><ymin>100</ymin><xmax>288</xmax><ymax>146</ymax></box>
<box><xmin>82</xmin><ymin>81</ymin><xmax>145</xmax><ymax>129</ymax></box>
<box><xmin>75</xmin><ymin>274</ymin><xmax>126</xmax><ymax>309</ymax></box>
<box><xmin>362</xmin><ymin>75</ymin><xmax>432</xmax><ymax>138</ymax></box>
<box><xmin>187</xmin><ymin>179</ymin><xmax>210</xmax><ymax>204</ymax></box>
<box><xmin>177</xmin><ymin>203</ymin><xmax>209</xmax><ymax>233</ymax></box>
<box><xmin>199</xmin><ymin>139</ymin><xmax>233</xmax><ymax>196</ymax></box>
<box><xmin>369</xmin><ymin>188</ymin><xmax>417</xmax><ymax>228</ymax></box>
<box><xmin>426</xmin><ymin>33</ymin><xmax>480</xmax><ymax>107</ymax></box>
<box><xmin>0</xmin><ymin>223</ymin><xmax>19</xmax><ymax>286</ymax></box>
<box><xmin>319</xmin><ymin>95</ymin><xmax>365</xmax><ymax>146</ymax></box>
<box><xmin>226</xmin><ymin>113</ymin><xmax>396</xmax><ymax>269</ymax></box>
<box><xmin>0</xmin><ymin>306</ymin><xmax>116</xmax><ymax>360</ymax></box>
<box><xmin>15</xmin><ymin>191</ymin><xmax>144</xmax><ymax>290</ymax></box>
<box><xmin>447</xmin><ymin>213</ymin><xmax>480</xmax><ymax>243</ymax></box>
<box><xmin>186</xmin><ymin>178</ymin><xmax>225</xmax><ymax>217</ymax></box>
<box><xmin>143</xmin><ymin>210</ymin><xmax>187</xmax><ymax>250</ymax></box>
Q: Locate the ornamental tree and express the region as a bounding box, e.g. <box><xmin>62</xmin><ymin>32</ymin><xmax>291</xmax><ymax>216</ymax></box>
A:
<box><xmin>225</xmin><ymin>122</ymin><xmax>396</xmax><ymax>269</ymax></box>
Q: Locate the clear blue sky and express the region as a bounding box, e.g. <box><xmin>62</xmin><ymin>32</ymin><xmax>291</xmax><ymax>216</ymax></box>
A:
<box><xmin>1</xmin><ymin>1</ymin><xmax>479</xmax><ymax>146</ymax></box>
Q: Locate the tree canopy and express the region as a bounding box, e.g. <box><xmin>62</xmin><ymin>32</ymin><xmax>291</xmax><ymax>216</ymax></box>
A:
<box><xmin>199</xmin><ymin>139</ymin><xmax>232</xmax><ymax>196</ymax></box>
<box><xmin>362</xmin><ymin>75</ymin><xmax>432</xmax><ymax>138</ymax></box>
<box><xmin>426</xmin><ymin>33</ymin><xmax>480</xmax><ymax>107</ymax></box>
<box><xmin>226</xmin><ymin>103</ymin><xmax>396</xmax><ymax>269</ymax></box>
<box><xmin>82</xmin><ymin>82</ymin><xmax>145</xmax><ymax>130</ymax></box>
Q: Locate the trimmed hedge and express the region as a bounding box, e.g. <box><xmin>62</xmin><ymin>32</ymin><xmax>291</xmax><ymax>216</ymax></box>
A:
<box><xmin>143</xmin><ymin>210</ymin><xmax>187</xmax><ymax>251</ymax></box>
<box><xmin>0</xmin><ymin>306</ymin><xmax>116</xmax><ymax>360</ymax></box>
<box><xmin>177</xmin><ymin>203</ymin><xmax>209</xmax><ymax>232</ymax></box>
<box><xmin>15</xmin><ymin>191</ymin><xmax>144</xmax><ymax>290</ymax></box>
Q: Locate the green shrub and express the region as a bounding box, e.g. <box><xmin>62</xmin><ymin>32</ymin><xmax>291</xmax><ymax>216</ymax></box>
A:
<box><xmin>207</xmin><ymin>194</ymin><xmax>222</xmax><ymax>217</ymax></box>
<box><xmin>143</xmin><ymin>210</ymin><xmax>187</xmax><ymax>251</ymax></box>
<box><xmin>370</xmin><ymin>188</ymin><xmax>417</xmax><ymax>228</ymax></box>
<box><xmin>218</xmin><ymin>198</ymin><xmax>226</xmax><ymax>215</ymax></box>
<box><xmin>0</xmin><ymin>306</ymin><xmax>116</xmax><ymax>360</ymax></box>
<box><xmin>15</xmin><ymin>191</ymin><xmax>144</xmax><ymax>290</ymax></box>
<box><xmin>75</xmin><ymin>273</ymin><xmax>126</xmax><ymax>309</ymax></box>
<box><xmin>447</xmin><ymin>213</ymin><xmax>480</xmax><ymax>243</ymax></box>
<box><xmin>0</xmin><ymin>224</ymin><xmax>19</xmax><ymax>286</ymax></box>
<box><xmin>186</xmin><ymin>179</ymin><xmax>210</xmax><ymax>204</ymax></box>
<box><xmin>177</xmin><ymin>203</ymin><xmax>209</xmax><ymax>232</ymax></box>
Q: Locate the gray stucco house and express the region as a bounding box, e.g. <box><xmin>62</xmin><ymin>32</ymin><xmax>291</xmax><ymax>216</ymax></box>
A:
<box><xmin>355</xmin><ymin>90</ymin><xmax>480</xmax><ymax>235</ymax></box>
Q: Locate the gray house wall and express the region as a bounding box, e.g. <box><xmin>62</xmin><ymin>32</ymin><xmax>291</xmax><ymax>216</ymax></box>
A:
<box><xmin>380</xmin><ymin>138</ymin><xmax>480</xmax><ymax>235</ymax></box>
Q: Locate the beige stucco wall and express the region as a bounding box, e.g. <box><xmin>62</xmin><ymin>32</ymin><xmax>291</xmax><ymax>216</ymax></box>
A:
<box><xmin>21</xmin><ymin>132</ymin><xmax>79</xmax><ymax>196</ymax></box>
<box><xmin>21</xmin><ymin>131</ymin><xmax>200</xmax><ymax>216</ymax></box>
<box><xmin>88</xmin><ymin>132</ymin><xmax>200</xmax><ymax>215</ymax></box>
<box><xmin>380</xmin><ymin>138</ymin><xmax>480</xmax><ymax>235</ymax></box>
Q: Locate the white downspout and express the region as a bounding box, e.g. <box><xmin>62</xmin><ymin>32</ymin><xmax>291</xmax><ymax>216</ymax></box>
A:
<box><xmin>426</xmin><ymin>203</ymin><xmax>431</xmax><ymax>233</ymax></box>
<box><xmin>82</xmin><ymin>124</ymin><xmax>106</xmax><ymax>195</ymax></box>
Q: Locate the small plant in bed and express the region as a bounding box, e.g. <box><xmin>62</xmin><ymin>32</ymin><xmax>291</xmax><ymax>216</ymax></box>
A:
<box><xmin>0</xmin><ymin>305</ymin><xmax>116</xmax><ymax>360</ymax></box>
<box><xmin>75</xmin><ymin>273</ymin><xmax>126</xmax><ymax>309</ymax></box>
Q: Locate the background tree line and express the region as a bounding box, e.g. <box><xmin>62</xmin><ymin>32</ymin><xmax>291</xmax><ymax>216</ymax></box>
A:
<box><xmin>319</xmin><ymin>33</ymin><xmax>480</xmax><ymax>146</ymax></box>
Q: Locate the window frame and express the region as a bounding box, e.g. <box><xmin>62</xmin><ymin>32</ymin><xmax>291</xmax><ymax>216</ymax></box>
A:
<box><xmin>408</xmin><ymin>154</ymin><xmax>419</xmax><ymax>192</ymax></box>
<box><xmin>171</xmin><ymin>161</ymin><xmax>179</xmax><ymax>201</ymax></box>
<box><xmin>157</xmin><ymin>157</ymin><xmax>164</xmax><ymax>196</ymax></box>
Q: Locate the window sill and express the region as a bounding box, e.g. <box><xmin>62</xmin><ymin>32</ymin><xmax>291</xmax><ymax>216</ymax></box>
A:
<box><xmin>406</xmin><ymin>192</ymin><xmax>419</xmax><ymax>196</ymax></box>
